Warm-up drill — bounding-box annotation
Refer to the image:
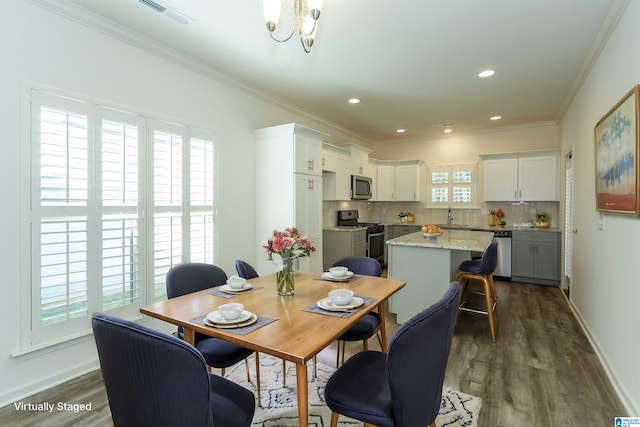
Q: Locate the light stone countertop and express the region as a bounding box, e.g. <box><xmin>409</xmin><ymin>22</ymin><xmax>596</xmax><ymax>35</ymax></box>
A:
<box><xmin>323</xmin><ymin>226</ymin><xmax>367</xmax><ymax>232</ymax></box>
<box><xmin>385</xmin><ymin>222</ymin><xmax>561</xmax><ymax>233</ymax></box>
<box><xmin>386</xmin><ymin>229</ymin><xmax>494</xmax><ymax>252</ymax></box>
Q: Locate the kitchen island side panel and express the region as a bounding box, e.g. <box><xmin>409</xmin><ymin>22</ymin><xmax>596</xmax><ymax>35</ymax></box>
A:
<box><xmin>388</xmin><ymin>244</ymin><xmax>469</xmax><ymax>323</ymax></box>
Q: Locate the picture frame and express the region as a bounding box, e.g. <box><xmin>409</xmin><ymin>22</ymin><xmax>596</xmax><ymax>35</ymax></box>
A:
<box><xmin>594</xmin><ymin>84</ymin><xmax>640</xmax><ymax>215</ymax></box>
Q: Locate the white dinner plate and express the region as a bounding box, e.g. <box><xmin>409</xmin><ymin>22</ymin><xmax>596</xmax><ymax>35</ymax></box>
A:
<box><xmin>317</xmin><ymin>296</ymin><xmax>364</xmax><ymax>311</ymax></box>
<box><xmin>220</xmin><ymin>283</ymin><xmax>253</xmax><ymax>293</ymax></box>
<box><xmin>206</xmin><ymin>310</ymin><xmax>253</xmax><ymax>325</ymax></box>
<box><xmin>204</xmin><ymin>313</ymin><xmax>258</xmax><ymax>329</ymax></box>
<box><xmin>322</xmin><ymin>271</ymin><xmax>355</xmax><ymax>281</ymax></box>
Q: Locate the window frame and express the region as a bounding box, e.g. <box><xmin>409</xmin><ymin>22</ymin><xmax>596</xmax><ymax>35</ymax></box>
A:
<box><xmin>428</xmin><ymin>163</ymin><xmax>477</xmax><ymax>208</ymax></box>
<box><xmin>21</xmin><ymin>86</ymin><xmax>217</xmax><ymax>349</ymax></box>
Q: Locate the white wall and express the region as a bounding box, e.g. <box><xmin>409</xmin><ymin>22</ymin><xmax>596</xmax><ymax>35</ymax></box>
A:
<box><xmin>372</xmin><ymin>122</ymin><xmax>558</xmax><ymax>163</ymax></box>
<box><xmin>0</xmin><ymin>0</ymin><xmax>356</xmax><ymax>406</ymax></box>
<box><xmin>558</xmin><ymin>1</ymin><xmax>640</xmax><ymax>414</ymax></box>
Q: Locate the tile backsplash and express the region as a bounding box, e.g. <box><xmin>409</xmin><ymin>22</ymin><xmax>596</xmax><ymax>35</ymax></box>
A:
<box><xmin>323</xmin><ymin>200</ymin><xmax>560</xmax><ymax>228</ymax></box>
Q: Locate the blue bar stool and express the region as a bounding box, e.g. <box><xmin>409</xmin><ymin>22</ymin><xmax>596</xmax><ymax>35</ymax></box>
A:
<box><xmin>456</xmin><ymin>242</ymin><xmax>500</xmax><ymax>342</ymax></box>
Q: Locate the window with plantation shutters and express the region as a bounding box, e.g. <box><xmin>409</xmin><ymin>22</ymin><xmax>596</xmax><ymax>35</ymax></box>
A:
<box><xmin>35</xmin><ymin>95</ymin><xmax>91</xmax><ymax>334</ymax></box>
<box><xmin>428</xmin><ymin>164</ymin><xmax>476</xmax><ymax>207</ymax></box>
<box><xmin>28</xmin><ymin>89</ymin><xmax>216</xmax><ymax>345</ymax></box>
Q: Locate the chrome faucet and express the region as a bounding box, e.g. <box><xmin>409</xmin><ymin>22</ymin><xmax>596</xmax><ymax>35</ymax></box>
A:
<box><xmin>447</xmin><ymin>207</ymin><xmax>454</xmax><ymax>225</ymax></box>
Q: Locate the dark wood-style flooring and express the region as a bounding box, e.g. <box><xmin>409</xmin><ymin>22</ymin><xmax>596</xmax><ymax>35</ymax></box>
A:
<box><xmin>0</xmin><ymin>280</ymin><xmax>626</xmax><ymax>426</ymax></box>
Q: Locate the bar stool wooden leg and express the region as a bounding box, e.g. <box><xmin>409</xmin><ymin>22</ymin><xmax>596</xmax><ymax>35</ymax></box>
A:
<box><xmin>488</xmin><ymin>274</ymin><xmax>500</xmax><ymax>323</ymax></box>
<box><xmin>481</xmin><ymin>276</ymin><xmax>497</xmax><ymax>343</ymax></box>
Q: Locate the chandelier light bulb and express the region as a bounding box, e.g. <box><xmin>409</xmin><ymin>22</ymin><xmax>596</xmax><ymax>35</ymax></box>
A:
<box><xmin>264</xmin><ymin>0</ymin><xmax>282</xmax><ymax>31</ymax></box>
<box><xmin>263</xmin><ymin>0</ymin><xmax>323</xmax><ymax>53</ymax></box>
<box><xmin>302</xmin><ymin>14</ymin><xmax>316</xmax><ymax>37</ymax></box>
<box><xmin>307</xmin><ymin>0</ymin><xmax>324</xmax><ymax>19</ymax></box>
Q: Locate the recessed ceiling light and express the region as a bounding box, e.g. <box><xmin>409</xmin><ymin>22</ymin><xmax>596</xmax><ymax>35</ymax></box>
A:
<box><xmin>490</xmin><ymin>115</ymin><xmax>502</xmax><ymax>121</ymax></box>
<box><xmin>478</xmin><ymin>69</ymin><xmax>495</xmax><ymax>78</ymax></box>
<box><xmin>396</xmin><ymin>129</ymin><xmax>406</xmax><ymax>133</ymax></box>
<box><xmin>348</xmin><ymin>98</ymin><xmax>361</xmax><ymax>104</ymax></box>
<box><xmin>444</xmin><ymin>128</ymin><xmax>453</xmax><ymax>133</ymax></box>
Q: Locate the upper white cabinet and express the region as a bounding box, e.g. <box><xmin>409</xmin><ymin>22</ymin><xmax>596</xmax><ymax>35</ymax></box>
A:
<box><xmin>294</xmin><ymin>132</ymin><xmax>323</xmax><ymax>176</ymax></box>
<box><xmin>483</xmin><ymin>152</ymin><xmax>559</xmax><ymax>201</ymax></box>
<box><xmin>368</xmin><ymin>160</ymin><xmax>378</xmax><ymax>201</ymax></box>
<box><xmin>254</xmin><ymin>123</ymin><xmax>328</xmax><ymax>274</ymax></box>
<box><xmin>376</xmin><ymin>160</ymin><xmax>426</xmax><ymax>202</ymax></box>
<box><xmin>322</xmin><ymin>143</ymin><xmax>350</xmax><ymax>201</ymax></box>
<box><xmin>343</xmin><ymin>144</ymin><xmax>372</xmax><ymax>177</ymax></box>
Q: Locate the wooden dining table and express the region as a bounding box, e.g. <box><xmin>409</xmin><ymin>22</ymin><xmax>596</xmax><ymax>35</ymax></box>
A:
<box><xmin>140</xmin><ymin>271</ymin><xmax>405</xmax><ymax>427</ymax></box>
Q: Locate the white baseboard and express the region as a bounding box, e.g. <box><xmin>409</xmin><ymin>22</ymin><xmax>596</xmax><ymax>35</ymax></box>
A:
<box><xmin>0</xmin><ymin>358</ymin><xmax>100</xmax><ymax>409</ymax></box>
<box><xmin>563</xmin><ymin>292</ymin><xmax>638</xmax><ymax>416</ymax></box>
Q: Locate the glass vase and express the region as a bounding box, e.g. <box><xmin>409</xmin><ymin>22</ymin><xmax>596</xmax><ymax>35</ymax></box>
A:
<box><xmin>276</xmin><ymin>256</ymin><xmax>296</xmax><ymax>296</ymax></box>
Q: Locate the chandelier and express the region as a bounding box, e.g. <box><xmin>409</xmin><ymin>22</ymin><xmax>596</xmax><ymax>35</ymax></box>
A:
<box><xmin>263</xmin><ymin>0</ymin><xmax>324</xmax><ymax>53</ymax></box>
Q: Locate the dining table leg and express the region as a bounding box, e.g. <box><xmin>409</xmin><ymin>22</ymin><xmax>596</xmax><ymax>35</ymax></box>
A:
<box><xmin>184</xmin><ymin>328</ymin><xmax>196</xmax><ymax>346</ymax></box>
<box><xmin>295</xmin><ymin>362</ymin><xmax>309</xmax><ymax>427</ymax></box>
<box><xmin>377</xmin><ymin>302</ymin><xmax>387</xmax><ymax>351</ymax></box>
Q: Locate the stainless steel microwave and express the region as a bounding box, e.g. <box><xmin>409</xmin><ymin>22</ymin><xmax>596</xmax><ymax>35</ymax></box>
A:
<box><xmin>351</xmin><ymin>175</ymin><xmax>372</xmax><ymax>200</ymax></box>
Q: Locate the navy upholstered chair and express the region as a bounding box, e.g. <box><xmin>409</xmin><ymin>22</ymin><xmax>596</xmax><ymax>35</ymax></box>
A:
<box><xmin>166</xmin><ymin>263</ymin><xmax>262</xmax><ymax>405</ymax></box>
<box><xmin>456</xmin><ymin>241</ymin><xmax>499</xmax><ymax>342</ymax></box>
<box><xmin>324</xmin><ymin>282</ymin><xmax>461</xmax><ymax>427</ymax></box>
<box><xmin>92</xmin><ymin>313</ymin><xmax>255</xmax><ymax>427</ymax></box>
<box><xmin>235</xmin><ymin>259</ymin><xmax>259</xmax><ymax>280</ymax></box>
<box><xmin>330</xmin><ymin>256</ymin><xmax>383</xmax><ymax>366</ymax></box>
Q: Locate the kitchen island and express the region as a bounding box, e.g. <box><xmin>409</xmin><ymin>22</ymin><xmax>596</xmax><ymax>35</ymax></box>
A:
<box><xmin>387</xmin><ymin>229</ymin><xmax>494</xmax><ymax>323</ymax></box>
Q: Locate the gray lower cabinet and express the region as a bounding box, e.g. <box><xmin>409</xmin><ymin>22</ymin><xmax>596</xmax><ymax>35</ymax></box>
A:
<box><xmin>323</xmin><ymin>229</ymin><xmax>366</xmax><ymax>271</ymax></box>
<box><xmin>511</xmin><ymin>231</ymin><xmax>560</xmax><ymax>286</ymax></box>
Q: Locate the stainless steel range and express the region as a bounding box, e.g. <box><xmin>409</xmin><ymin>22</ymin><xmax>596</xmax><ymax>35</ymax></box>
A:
<box><xmin>336</xmin><ymin>210</ymin><xmax>385</xmax><ymax>267</ymax></box>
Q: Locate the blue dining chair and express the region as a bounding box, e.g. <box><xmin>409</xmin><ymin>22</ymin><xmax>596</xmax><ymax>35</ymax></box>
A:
<box><xmin>330</xmin><ymin>256</ymin><xmax>383</xmax><ymax>366</ymax></box>
<box><xmin>92</xmin><ymin>313</ymin><xmax>255</xmax><ymax>427</ymax></box>
<box><xmin>235</xmin><ymin>259</ymin><xmax>259</xmax><ymax>280</ymax></box>
<box><xmin>324</xmin><ymin>282</ymin><xmax>461</xmax><ymax>427</ymax></box>
<box><xmin>166</xmin><ymin>263</ymin><xmax>262</xmax><ymax>406</ymax></box>
<box><xmin>456</xmin><ymin>241</ymin><xmax>499</xmax><ymax>342</ymax></box>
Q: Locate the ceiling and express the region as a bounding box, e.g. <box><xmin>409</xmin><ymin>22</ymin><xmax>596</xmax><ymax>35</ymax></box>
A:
<box><xmin>48</xmin><ymin>0</ymin><xmax>621</xmax><ymax>143</ymax></box>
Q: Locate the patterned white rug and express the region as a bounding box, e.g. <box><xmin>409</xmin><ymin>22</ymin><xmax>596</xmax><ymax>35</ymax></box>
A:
<box><xmin>225</xmin><ymin>354</ymin><xmax>482</xmax><ymax>427</ymax></box>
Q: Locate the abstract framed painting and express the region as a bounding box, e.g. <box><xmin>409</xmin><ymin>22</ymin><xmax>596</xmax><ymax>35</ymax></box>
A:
<box><xmin>594</xmin><ymin>84</ymin><xmax>640</xmax><ymax>215</ymax></box>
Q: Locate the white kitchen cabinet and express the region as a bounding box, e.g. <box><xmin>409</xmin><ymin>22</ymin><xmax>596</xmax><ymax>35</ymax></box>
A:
<box><xmin>368</xmin><ymin>161</ymin><xmax>378</xmax><ymax>201</ymax></box>
<box><xmin>345</xmin><ymin>144</ymin><xmax>372</xmax><ymax>177</ymax></box>
<box><xmin>483</xmin><ymin>152</ymin><xmax>559</xmax><ymax>201</ymax></box>
<box><xmin>376</xmin><ymin>164</ymin><xmax>395</xmax><ymax>201</ymax></box>
<box><xmin>375</xmin><ymin>160</ymin><xmax>426</xmax><ymax>202</ymax></box>
<box><xmin>254</xmin><ymin>123</ymin><xmax>327</xmax><ymax>274</ymax></box>
<box><xmin>294</xmin><ymin>133</ymin><xmax>323</xmax><ymax>177</ymax></box>
<box><xmin>322</xmin><ymin>144</ymin><xmax>350</xmax><ymax>201</ymax></box>
<box><xmin>295</xmin><ymin>174</ymin><xmax>323</xmax><ymax>273</ymax></box>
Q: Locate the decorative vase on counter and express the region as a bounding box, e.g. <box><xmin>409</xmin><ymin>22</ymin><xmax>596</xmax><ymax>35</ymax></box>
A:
<box><xmin>276</xmin><ymin>256</ymin><xmax>296</xmax><ymax>296</ymax></box>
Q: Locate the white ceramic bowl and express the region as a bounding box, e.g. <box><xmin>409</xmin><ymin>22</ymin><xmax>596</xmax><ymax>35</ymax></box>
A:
<box><xmin>328</xmin><ymin>289</ymin><xmax>354</xmax><ymax>306</ymax></box>
<box><xmin>328</xmin><ymin>266</ymin><xmax>348</xmax><ymax>277</ymax></box>
<box><xmin>217</xmin><ymin>303</ymin><xmax>244</xmax><ymax>320</ymax></box>
<box><xmin>226</xmin><ymin>275</ymin><xmax>247</xmax><ymax>289</ymax></box>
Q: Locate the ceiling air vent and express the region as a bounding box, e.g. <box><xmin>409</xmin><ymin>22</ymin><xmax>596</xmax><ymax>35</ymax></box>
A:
<box><xmin>139</xmin><ymin>0</ymin><xmax>166</xmax><ymax>14</ymax></box>
<box><xmin>138</xmin><ymin>0</ymin><xmax>191</xmax><ymax>25</ymax></box>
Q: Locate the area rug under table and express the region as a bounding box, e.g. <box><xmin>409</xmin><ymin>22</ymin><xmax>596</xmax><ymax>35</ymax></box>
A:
<box><xmin>224</xmin><ymin>354</ymin><xmax>481</xmax><ymax>427</ymax></box>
